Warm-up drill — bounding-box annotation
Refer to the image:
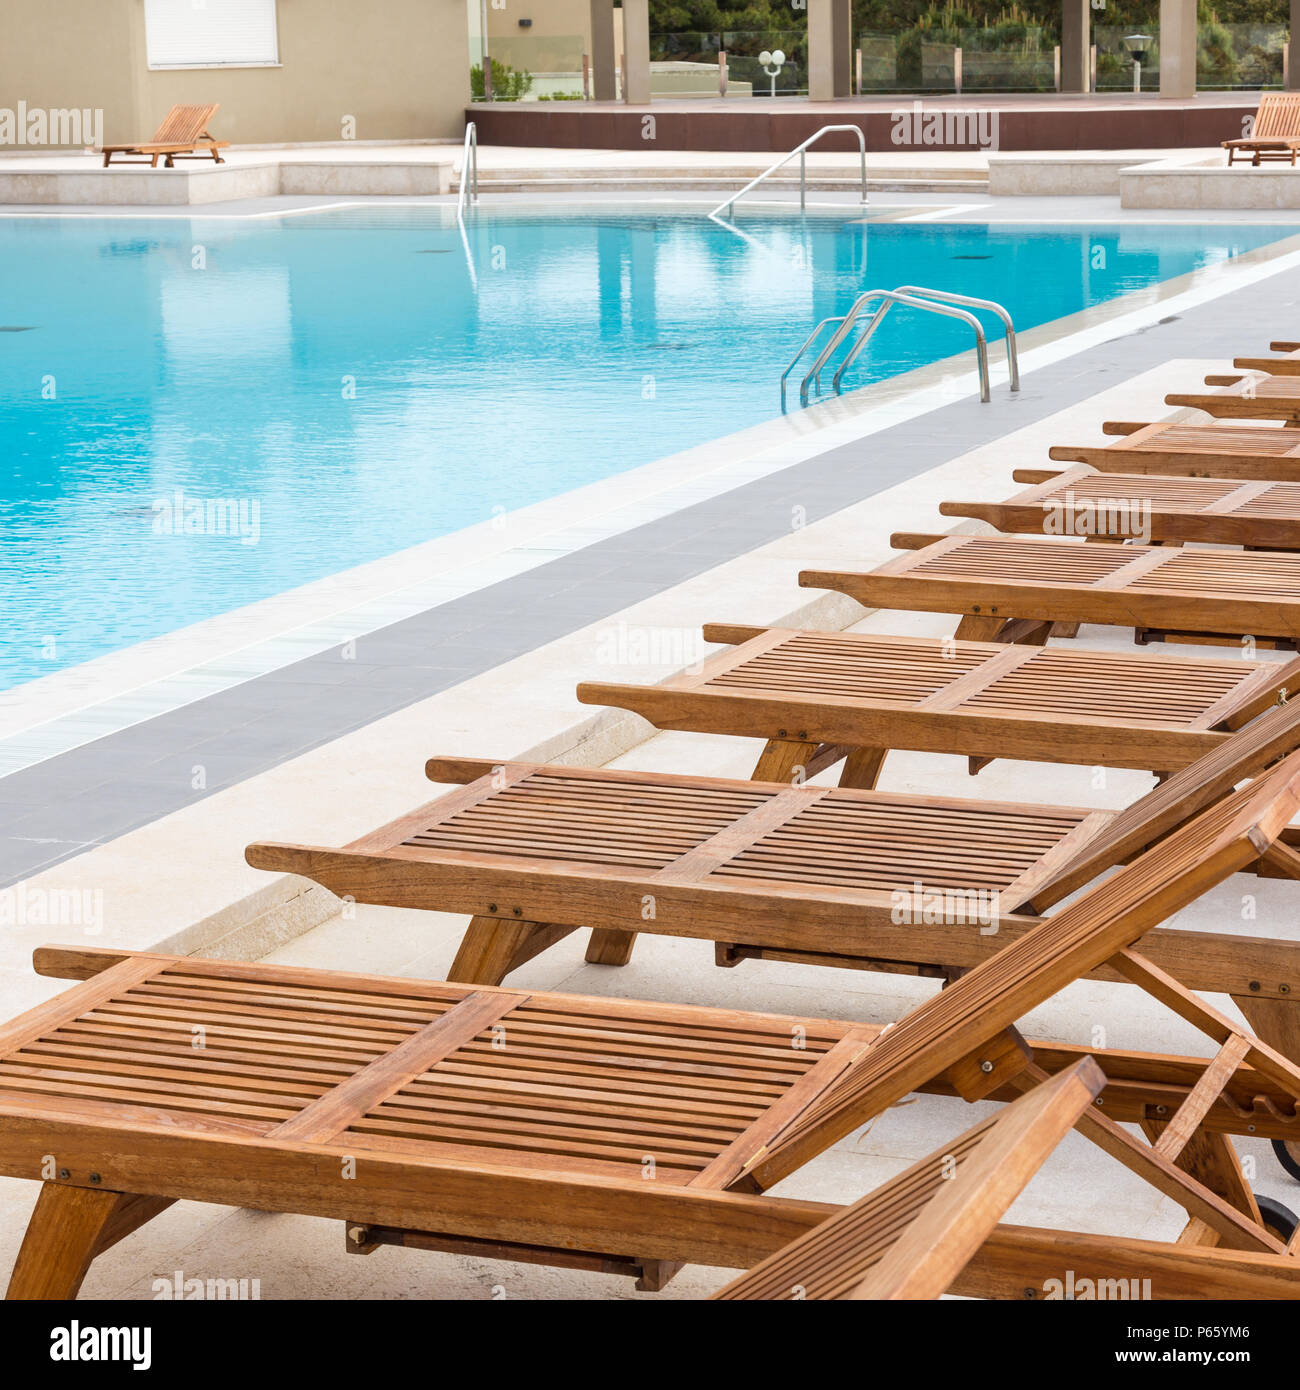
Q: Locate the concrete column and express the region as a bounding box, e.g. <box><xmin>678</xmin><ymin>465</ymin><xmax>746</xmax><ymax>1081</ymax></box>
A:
<box><xmin>1159</xmin><ymin>0</ymin><xmax>1198</xmax><ymax>99</ymax></box>
<box><xmin>589</xmin><ymin>0</ymin><xmax>617</xmax><ymax>101</ymax></box>
<box><xmin>808</xmin><ymin>0</ymin><xmax>852</xmax><ymax>101</ymax></box>
<box><xmin>1059</xmin><ymin>0</ymin><xmax>1090</xmax><ymax>93</ymax></box>
<box><xmin>622</xmin><ymin>0</ymin><xmax>651</xmax><ymax>104</ymax></box>
<box><xmin>1289</xmin><ymin>0</ymin><xmax>1300</xmax><ymax>89</ymax></box>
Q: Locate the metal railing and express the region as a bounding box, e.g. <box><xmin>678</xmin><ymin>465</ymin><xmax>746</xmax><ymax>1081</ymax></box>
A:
<box><xmin>709</xmin><ymin>124</ymin><xmax>868</xmax><ymax>220</ymax></box>
<box><xmin>457</xmin><ymin>121</ymin><xmax>478</xmax><ymax>220</ymax></box>
<box><xmin>781</xmin><ymin>286</ymin><xmax>1018</xmax><ymax>408</ymax></box>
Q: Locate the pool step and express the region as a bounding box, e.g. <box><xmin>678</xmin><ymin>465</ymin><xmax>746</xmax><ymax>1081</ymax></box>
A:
<box><xmin>460</xmin><ymin>173</ymin><xmax>989</xmax><ymax>195</ymax></box>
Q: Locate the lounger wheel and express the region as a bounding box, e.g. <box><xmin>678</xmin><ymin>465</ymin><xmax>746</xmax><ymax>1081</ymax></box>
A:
<box><xmin>1270</xmin><ymin>1138</ymin><xmax>1300</xmax><ymax>1182</ymax></box>
<box><xmin>1255</xmin><ymin>1192</ymin><xmax>1299</xmax><ymax>1243</ymax></box>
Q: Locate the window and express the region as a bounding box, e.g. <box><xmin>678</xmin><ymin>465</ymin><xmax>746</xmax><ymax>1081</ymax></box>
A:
<box><xmin>144</xmin><ymin>0</ymin><xmax>280</xmax><ymax>69</ymax></box>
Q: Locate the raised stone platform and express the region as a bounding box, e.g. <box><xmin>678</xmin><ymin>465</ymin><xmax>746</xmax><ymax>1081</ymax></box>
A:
<box><xmin>0</xmin><ymin>157</ymin><xmax>452</xmax><ymax>206</ymax></box>
<box><xmin>470</xmin><ymin>92</ymin><xmax>1258</xmax><ymax>154</ymax></box>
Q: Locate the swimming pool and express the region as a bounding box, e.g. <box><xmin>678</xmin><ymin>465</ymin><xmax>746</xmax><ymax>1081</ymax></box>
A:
<box><xmin>0</xmin><ymin>206</ymin><xmax>1294</xmax><ymax>691</ymax></box>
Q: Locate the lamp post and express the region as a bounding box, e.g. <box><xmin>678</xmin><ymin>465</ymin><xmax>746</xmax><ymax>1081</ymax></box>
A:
<box><xmin>758</xmin><ymin>48</ymin><xmax>786</xmax><ymax>98</ymax></box>
<box><xmin>1122</xmin><ymin>33</ymin><xmax>1153</xmax><ymax>93</ymax></box>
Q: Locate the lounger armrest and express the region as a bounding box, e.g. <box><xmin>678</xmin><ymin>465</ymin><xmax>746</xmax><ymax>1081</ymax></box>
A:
<box><xmin>890</xmin><ymin>532</ymin><xmax>947</xmax><ymax>550</ymax></box>
<box><xmin>1101</xmin><ymin>421</ymin><xmax>1147</xmax><ymax>436</ymax></box>
<box><xmin>33</xmin><ymin>944</ymin><xmax>139</xmax><ymax>980</ymax></box>
<box><xmin>424</xmin><ymin>756</ymin><xmax>504</xmax><ymax>784</ymax></box>
<box><xmin>1012</xmin><ymin>469</ymin><xmax>1063</xmax><ymax>484</ymax></box>
<box><xmin>699</xmin><ymin>622</ymin><xmax>769</xmax><ymax>645</ymax></box>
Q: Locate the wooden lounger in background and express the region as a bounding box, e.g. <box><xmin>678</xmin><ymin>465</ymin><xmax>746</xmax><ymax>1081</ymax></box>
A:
<box><xmin>1051</xmin><ymin>420</ymin><xmax>1300</xmax><ymax>480</ymax></box>
<box><xmin>245</xmin><ymin>699</ymin><xmax>1300</xmax><ymax>1072</ymax></box>
<box><xmin>1224</xmin><ymin>93</ymin><xmax>1300</xmax><ymax>165</ymax></box>
<box><xmin>1166</xmin><ymin>373</ymin><xmax>1300</xmax><ymax>424</ymax></box>
<box><xmin>940</xmin><ymin>464</ymin><xmax>1300</xmax><ymax>550</ymax></box>
<box><xmin>803</xmin><ymin>532</ymin><xmax>1300</xmax><ymax>649</ymax></box>
<box><xmin>577</xmin><ymin>622</ymin><xmax>1299</xmax><ymax>782</ymax></box>
<box><xmin>101</xmin><ymin>103</ymin><xmax>228</xmax><ymax>168</ymax></box>
<box><xmin>23</xmin><ymin>763</ymin><xmax>1300</xmax><ymax>1297</ymax></box>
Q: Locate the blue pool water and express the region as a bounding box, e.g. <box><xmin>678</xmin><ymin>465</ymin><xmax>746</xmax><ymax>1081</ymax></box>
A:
<box><xmin>0</xmin><ymin>206</ymin><xmax>1295</xmax><ymax>690</ymax></box>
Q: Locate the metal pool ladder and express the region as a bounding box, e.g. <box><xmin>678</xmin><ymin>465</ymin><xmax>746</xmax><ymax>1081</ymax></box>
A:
<box><xmin>781</xmin><ymin>286</ymin><xmax>1020</xmax><ymax>409</ymax></box>
<box><xmin>709</xmin><ymin>124</ymin><xmax>868</xmax><ymax>220</ymax></box>
<box><xmin>457</xmin><ymin>121</ymin><xmax>479</xmax><ymax>219</ymax></box>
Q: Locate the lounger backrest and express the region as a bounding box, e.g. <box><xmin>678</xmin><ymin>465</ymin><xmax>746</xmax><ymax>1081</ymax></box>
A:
<box><xmin>1034</xmin><ymin>693</ymin><xmax>1300</xmax><ymax>907</ymax></box>
<box><xmin>151</xmin><ymin>103</ymin><xmax>220</xmax><ymax>144</ymax></box>
<box><xmin>715</xmin><ymin>1058</ymin><xmax>1103</xmax><ymax>1300</ymax></box>
<box><xmin>1252</xmin><ymin>92</ymin><xmax>1300</xmax><ymax>138</ymax></box>
<box><xmin>751</xmin><ymin>751</ymin><xmax>1300</xmax><ymax>1181</ymax></box>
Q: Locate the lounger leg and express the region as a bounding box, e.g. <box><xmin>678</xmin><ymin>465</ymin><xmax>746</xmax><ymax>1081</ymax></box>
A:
<box><xmin>447</xmin><ymin>915</ymin><xmax>575</xmax><ymax>985</ymax></box>
<box><xmin>751</xmin><ymin>738</ymin><xmax>821</xmax><ymax>783</ymax></box>
<box><xmin>1233</xmin><ymin>994</ymin><xmax>1300</xmax><ymax>1067</ymax></box>
<box><xmin>953</xmin><ymin>615</ymin><xmax>1007</xmax><ymax>641</ymax></box>
<box><xmin>838</xmin><ymin>747</ymin><xmax>887</xmax><ymax>790</ymax></box>
<box><xmin>6</xmin><ymin>1183</ymin><xmax>162</xmax><ymax>1300</ymax></box>
<box><xmin>585</xmin><ymin>928</ymin><xmax>638</xmax><ymax>966</ymax></box>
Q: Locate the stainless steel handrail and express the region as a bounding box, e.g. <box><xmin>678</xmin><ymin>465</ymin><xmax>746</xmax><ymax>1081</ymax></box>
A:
<box><xmin>782</xmin><ymin>285</ymin><xmax>1018</xmax><ymax>408</ymax></box>
<box><xmin>893</xmin><ymin>285</ymin><xmax>1019</xmax><ymax>392</ymax></box>
<box><xmin>831</xmin><ymin>294</ymin><xmax>989</xmax><ymax>402</ymax></box>
<box><xmin>709</xmin><ymin>123</ymin><xmax>867</xmax><ymax>220</ymax></box>
<box><xmin>457</xmin><ymin>121</ymin><xmax>478</xmax><ymax>220</ymax></box>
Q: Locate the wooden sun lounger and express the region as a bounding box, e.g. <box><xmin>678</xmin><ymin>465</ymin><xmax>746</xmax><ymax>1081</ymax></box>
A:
<box><xmin>577</xmin><ymin>622</ymin><xmax>1300</xmax><ymax>783</ymax></box>
<box><xmin>1166</xmin><ymin>373</ymin><xmax>1300</xmax><ymax>424</ymax></box>
<box><xmin>1224</xmin><ymin>92</ymin><xmax>1300</xmax><ymax>165</ymax></box>
<box><xmin>101</xmin><ymin>103</ymin><xmax>227</xmax><ymax>168</ymax></box>
<box><xmin>1232</xmin><ymin>340</ymin><xmax>1300</xmax><ymax>376</ymax></box>
<box><xmin>803</xmin><ymin>532</ymin><xmax>1300</xmax><ymax>649</ymax></box>
<box><xmin>715</xmin><ymin>1057</ymin><xmax>1105</xmax><ymax>1300</ymax></box>
<box><xmin>1050</xmin><ymin>419</ymin><xmax>1300</xmax><ymax>481</ymax></box>
<box><xmin>246</xmin><ymin>697</ymin><xmax>1300</xmax><ymax>1071</ymax></box>
<box><xmin>940</xmin><ymin>464</ymin><xmax>1300</xmax><ymax>550</ymax></box>
<box><xmin>19</xmin><ymin>761</ymin><xmax>1300</xmax><ymax>1298</ymax></box>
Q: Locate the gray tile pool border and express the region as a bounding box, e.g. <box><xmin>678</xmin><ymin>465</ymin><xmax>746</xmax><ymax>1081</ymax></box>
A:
<box><xmin>3</xmin><ymin>244</ymin><xmax>1300</xmax><ymax>884</ymax></box>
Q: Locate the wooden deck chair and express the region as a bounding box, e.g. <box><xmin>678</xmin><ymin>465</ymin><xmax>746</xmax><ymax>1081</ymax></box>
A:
<box><xmin>1166</xmin><ymin>373</ymin><xmax>1300</xmax><ymax>424</ymax></box>
<box><xmin>714</xmin><ymin>1057</ymin><xmax>1106</xmax><ymax>1300</ymax></box>
<box><xmin>577</xmin><ymin>621</ymin><xmax>1300</xmax><ymax>784</ymax></box>
<box><xmin>1232</xmin><ymin>340</ymin><xmax>1300</xmax><ymax>376</ymax></box>
<box><xmin>1223</xmin><ymin>93</ymin><xmax>1300</xmax><ymax>165</ymax></box>
<box><xmin>246</xmin><ymin>698</ymin><xmax>1300</xmax><ymax>1076</ymax></box>
<box><xmin>18</xmin><ymin>763</ymin><xmax>1300</xmax><ymax>1298</ymax></box>
<box><xmin>939</xmin><ymin>464</ymin><xmax>1300</xmax><ymax>550</ymax></box>
<box><xmin>802</xmin><ymin>532</ymin><xmax>1300</xmax><ymax>650</ymax></box>
<box><xmin>1051</xmin><ymin>419</ymin><xmax>1300</xmax><ymax>482</ymax></box>
<box><xmin>101</xmin><ymin>104</ymin><xmax>227</xmax><ymax>168</ymax></box>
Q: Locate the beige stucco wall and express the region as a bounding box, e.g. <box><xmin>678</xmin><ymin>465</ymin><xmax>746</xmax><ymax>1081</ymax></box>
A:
<box><xmin>0</xmin><ymin>0</ymin><xmax>469</xmax><ymax>147</ymax></box>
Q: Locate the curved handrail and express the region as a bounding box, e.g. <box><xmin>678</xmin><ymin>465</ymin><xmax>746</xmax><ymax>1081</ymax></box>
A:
<box><xmin>710</xmin><ymin>124</ymin><xmax>867</xmax><ymax>220</ymax></box>
<box><xmin>894</xmin><ymin>286</ymin><xmax>1019</xmax><ymax>391</ymax></box>
<box><xmin>831</xmin><ymin>294</ymin><xmax>989</xmax><ymax>402</ymax></box>
<box><xmin>457</xmin><ymin>121</ymin><xmax>478</xmax><ymax>221</ymax></box>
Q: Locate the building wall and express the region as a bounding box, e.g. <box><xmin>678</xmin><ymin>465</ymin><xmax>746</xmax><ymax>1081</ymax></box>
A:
<box><xmin>0</xmin><ymin>0</ymin><xmax>469</xmax><ymax>147</ymax></box>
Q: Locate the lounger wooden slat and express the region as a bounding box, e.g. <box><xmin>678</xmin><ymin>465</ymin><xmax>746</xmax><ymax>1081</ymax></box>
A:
<box><xmin>940</xmin><ymin>464</ymin><xmax>1300</xmax><ymax>549</ymax></box>
<box><xmin>1167</xmin><ymin>373</ymin><xmax>1300</xmax><ymax>423</ymax></box>
<box><xmin>16</xmin><ymin>760</ymin><xmax>1300</xmax><ymax>1297</ymax></box>
<box><xmin>1224</xmin><ymin>92</ymin><xmax>1300</xmax><ymax>165</ymax></box>
<box><xmin>577</xmin><ymin>622</ymin><xmax>1299</xmax><ymax>781</ymax></box>
<box><xmin>1050</xmin><ymin>420</ymin><xmax>1300</xmax><ymax>481</ymax></box>
<box><xmin>101</xmin><ymin>103</ymin><xmax>228</xmax><ymax>167</ymax></box>
<box><xmin>802</xmin><ymin>532</ymin><xmax>1300</xmax><ymax>648</ymax></box>
<box><xmin>245</xmin><ymin>700</ymin><xmax>1300</xmax><ymax>1064</ymax></box>
<box><xmin>715</xmin><ymin>1057</ymin><xmax>1105</xmax><ymax>1300</ymax></box>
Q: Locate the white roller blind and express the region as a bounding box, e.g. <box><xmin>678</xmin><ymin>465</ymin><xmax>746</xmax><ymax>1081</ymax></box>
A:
<box><xmin>144</xmin><ymin>0</ymin><xmax>280</xmax><ymax>68</ymax></box>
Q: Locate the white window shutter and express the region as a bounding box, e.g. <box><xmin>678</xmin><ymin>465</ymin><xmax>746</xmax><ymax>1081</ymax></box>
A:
<box><xmin>144</xmin><ymin>0</ymin><xmax>279</xmax><ymax>68</ymax></box>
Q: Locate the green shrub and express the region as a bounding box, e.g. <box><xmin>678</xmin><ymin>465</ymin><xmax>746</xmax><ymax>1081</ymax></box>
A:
<box><xmin>471</xmin><ymin>59</ymin><xmax>533</xmax><ymax>101</ymax></box>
